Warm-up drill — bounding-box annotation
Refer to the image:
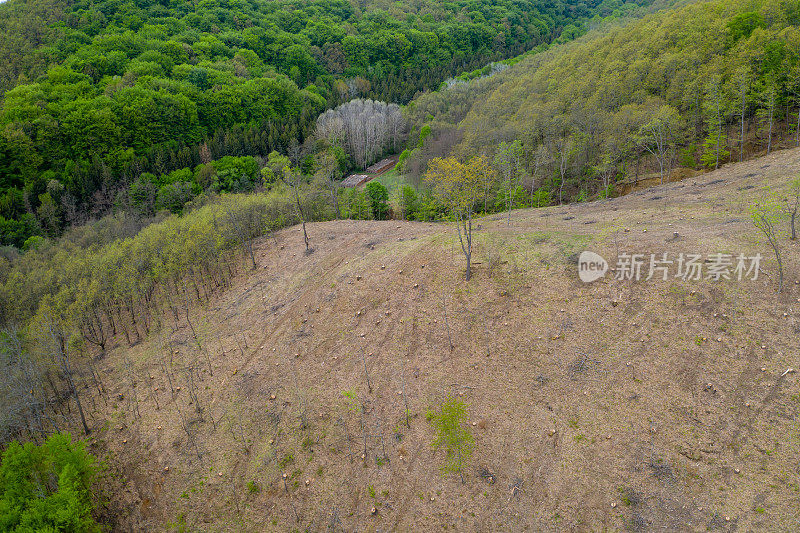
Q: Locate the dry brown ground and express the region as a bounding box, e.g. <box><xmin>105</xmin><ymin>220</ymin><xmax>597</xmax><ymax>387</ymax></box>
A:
<box><xmin>90</xmin><ymin>147</ymin><xmax>800</xmax><ymax>532</ymax></box>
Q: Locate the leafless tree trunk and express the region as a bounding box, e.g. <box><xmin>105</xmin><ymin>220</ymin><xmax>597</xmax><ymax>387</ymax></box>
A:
<box><xmin>557</xmin><ymin>140</ymin><xmax>570</xmax><ymax>205</ymax></box>
<box><xmin>752</xmin><ymin>210</ymin><xmax>783</xmax><ymax>293</ymax></box>
<box><xmin>455</xmin><ymin>207</ymin><xmax>474</xmax><ymax>282</ymax></box>
<box><xmin>786</xmin><ymin>181</ymin><xmax>800</xmax><ymax>241</ymax></box>
<box><xmin>43</xmin><ymin>316</ymin><xmax>90</xmax><ymax>435</ymax></box>
<box><xmin>223</xmin><ymin>202</ymin><xmax>266</xmax><ymax>270</ymax></box>
<box><xmin>315</xmin><ymin>151</ymin><xmax>340</xmax><ymax>216</ymax></box>
<box><xmin>361</xmin><ymin>350</ymin><xmax>372</xmax><ymax>392</ymax></box>
<box><xmin>281</xmin><ymin>171</ymin><xmax>310</xmax><ymax>252</ymax></box>
<box><xmin>286</xmin><ymin>352</ymin><xmax>308</xmax><ymax>430</ymax></box>
<box><xmin>181</xmin><ymin>280</ymin><xmax>213</xmax><ymax>376</ymax></box>
<box><xmin>738</xmin><ymin>72</ymin><xmax>749</xmax><ymax>161</ymax></box>
<box><xmin>124</xmin><ymin>356</ymin><xmax>141</xmax><ymax>419</ymax></box>
<box><xmin>316</xmin><ymin>99</ymin><xmax>405</xmax><ymax>170</ymax></box>
<box><xmin>765</xmin><ymin>87</ymin><xmax>776</xmax><ymax>154</ymax></box>
<box><xmin>709</xmin><ymin>79</ymin><xmax>723</xmax><ymax>170</ymax></box>
<box><xmin>796</xmin><ymin>106</ymin><xmax>800</xmax><ymax>147</ymax></box>
<box><xmin>0</xmin><ymin>328</ymin><xmax>52</xmax><ymax>441</ymax></box>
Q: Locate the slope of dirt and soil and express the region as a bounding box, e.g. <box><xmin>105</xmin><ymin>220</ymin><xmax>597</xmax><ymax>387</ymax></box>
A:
<box><xmin>93</xmin><ymin>148</ymin><xmax>800</xmax><ymax>531</ymax></box>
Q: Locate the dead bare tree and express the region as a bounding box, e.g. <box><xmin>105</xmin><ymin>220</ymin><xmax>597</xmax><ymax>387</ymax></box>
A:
<box><xmin>228</xmin><ymin>400</ymin><xmax>251</xmax><ymax>454</ymax></box>
<box><xmin>37</xmin><ymin>307</ymin><xmax>91</xmax><ymax>435</ymax></box>
<box><xmin>88</xmin><ymin>363</ymin><xmax>107</xmax><ymax>404</ymax></box>
<box><xmin>173</xmin><ymin>397</ymin><xmax>203</xmax><ymax>462</ymax></box>
<box><xmin>79</xmin><ymin>308</ymin><xmax>107</xmax><ymax>353</ymax></box>
<box><xmin>183</xmin><ymin>364</ymin><xmax>203</xmax><ymax>416</ymax></box>
<box><xmin>157</xmin><ymin>333</ymin><xmax>177</xmax><ymax>398</ymax></box>
<box><xmin>124</xmin><ymin>356</ymin><xmax>141</xmax><ymax>419</ymax></box>
<box><xmin>554</xmin><ymin>136</ymin><xmax>573</xmax><ymax>204</ymax></box>
<box><xmin>223</xmin><ymin>199</ymin><xmax>268</xmax><ymax>270</ymax></box>
<box><xmin>0</xmin><ymin>327</ymin><xmax>53</xmax><ymax>442</ymax></box>
<box><xmin>751</xmin><ymin>199</ymin><xmax>784</xmax><ymax>293</ymax></box>
<box><xmin>336</xmin><ymin>416</ymin><xmax>354</xmax><ymax>462</ymax></box>
<box><xmin>494</xmin><ymin>140</ymin><xmax>523</xmax><ymax>223</ymax></box>
<box><xmin>360</xmin><ymin>350</ymin><xmax>372</xmax><ymax>393</ymax></box>
<box><xmin>264</xmin><ymin>151</ymin><xmax>311</xmax><ymax>252</ymax></box>
<box><xmin>736</xmin><ymin>68</ymin><xmax>750</xmax><ymax>162</ymax></box>
<box><xmin>180</xmin><ymin>279</ymin><xmax>213</xmax><ymax>376</ymax></box>
<box><xmin>762</xmin><ymin>79</ymin><xmax>777</xmax><ymax>155</ymax></box>
<box><xmin>316</xmin><ymin>99</ymin><xmax>405</xmax><ymax>170</ymax></box>
<box><xmin>636</xmin><ymin>105</ymin><xmax>680</xmax><ymax>185</ymax></box>
<box><xmin>285</xmin><ymin>351</ymin><xmax>308</xmax><ymax>430</ymax></box>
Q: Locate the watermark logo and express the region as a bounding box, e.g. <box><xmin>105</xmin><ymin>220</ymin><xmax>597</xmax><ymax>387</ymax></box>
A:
<box><xmin>578</xmin><ymin>251</ymin><xmax>608</xmax><ymax>282</ymax></box>
<box><xmin>578</xmin><ymin>251</ymin><xmax>762</xmax><ymax>283</ymax></box>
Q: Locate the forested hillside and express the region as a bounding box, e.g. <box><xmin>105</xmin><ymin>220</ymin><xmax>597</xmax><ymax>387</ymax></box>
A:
<box><xmin>402</xmin><ymin>0</ymin><xmax>800</xmax><ymax>202</ymax></box>
<box><xmin>0</xmin><ymin>0</ymin><xmax>653</xmax><ymax>249</ymax></box>
<box><xmin>4</xmin><ymin>0</ymin><xmax>800</xmax><ymax>528</ymax></box>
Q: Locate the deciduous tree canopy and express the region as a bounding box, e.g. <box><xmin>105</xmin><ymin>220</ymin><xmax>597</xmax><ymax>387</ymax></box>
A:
<box><xmin>405</xmin><ymin>0</ymin><xmax>800</xmax><ymax>203</ymax></box>
<box><xmin>0</xmin><ymin>433</ymin><xmax>100</xmax><ymax>532</ymax></box>
<box><xmin>0</xmin><ymin>0</ymin><xmax>655</xmax><ymax>246</ymax></box>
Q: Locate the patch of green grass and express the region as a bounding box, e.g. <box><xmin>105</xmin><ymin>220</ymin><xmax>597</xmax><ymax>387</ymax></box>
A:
<box><xmin>342</xmin><ymin>389</ymin><xmax>360</xmax><ymax>412</ymax></box>
<box><xmin>372</xmin><ymin>168</ymin><xmax>411</xmax><ymax>194</ymax></box>
<box><xmin>168</xmin><ymin>512</ymin><xmax>188</xmax><ymax>533</ymax></box>
<box><xmin>428</xmin><ymin>396</ymin><xmax>474</xmax><ymax>479</ymax></box>
<box><xmin>278</xmin><ymin>453</ymin><xmax>294</xmax><ymax>469</ymax></box>
<box><xmin>618</xmin><ymin>487</ymin><xmax>633</xmax><ymax>506</ymax></box>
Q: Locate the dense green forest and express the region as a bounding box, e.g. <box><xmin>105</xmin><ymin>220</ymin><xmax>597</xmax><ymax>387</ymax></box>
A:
<box><xmin>0</xmin><ymin>433</ymin><xmax>100</xmax><ymax>532</ymax></box>
<box><xmin>401</xmin><ymin>0</ymin><xmax>800</xmax><ymax>202</ymax></box>
<box><xmin>0</xmin><ymin>0</ymin><xmax>654</xmax><ymax>248</ymax></box>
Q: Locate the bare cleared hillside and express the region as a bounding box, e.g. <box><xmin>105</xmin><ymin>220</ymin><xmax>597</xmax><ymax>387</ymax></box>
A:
<box><xmin>94</xmin><ymin>148</ymin><xmax>800</xmax><ymax>531</ymax></box>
